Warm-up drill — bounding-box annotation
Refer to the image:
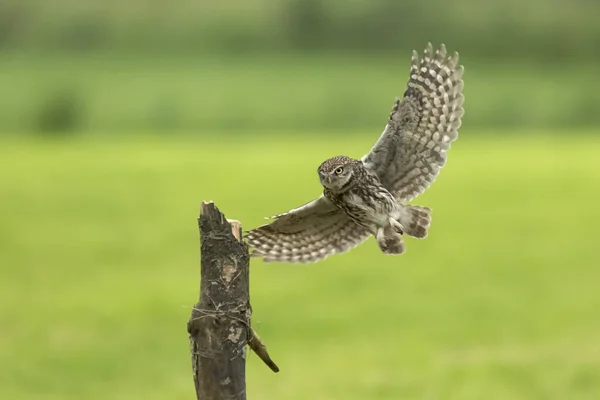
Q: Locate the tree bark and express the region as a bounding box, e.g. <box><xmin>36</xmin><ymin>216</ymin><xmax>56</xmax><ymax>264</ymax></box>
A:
<box><xmin>187</xmin><ymin>201</ymin><xmax>278</xmax><ymax>400</ymax></box>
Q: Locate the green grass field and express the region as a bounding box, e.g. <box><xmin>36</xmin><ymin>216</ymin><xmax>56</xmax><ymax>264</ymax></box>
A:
<box><xmin>1</xmin><ymin>131</ymin><xmax>599</xmax><ymax>399</ymax></box>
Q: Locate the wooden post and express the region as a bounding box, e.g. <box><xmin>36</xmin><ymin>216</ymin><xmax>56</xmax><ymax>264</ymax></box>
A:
<box><xmin>187</xmin><ymin>202</ymin><xmax>278</xmax><ymax>400</ymax></box>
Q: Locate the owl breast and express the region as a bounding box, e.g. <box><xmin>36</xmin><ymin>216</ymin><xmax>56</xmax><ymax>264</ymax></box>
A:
<box><xmin>325</xmin><ymin>182</ymin><xmax>398</xmax><ymax>233</ymax></box>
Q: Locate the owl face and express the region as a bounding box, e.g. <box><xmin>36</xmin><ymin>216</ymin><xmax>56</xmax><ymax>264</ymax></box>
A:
<box><xmin>318</xmin><ymin>155</ymin><xmax>357</xmax><ymax>192</ymax></box>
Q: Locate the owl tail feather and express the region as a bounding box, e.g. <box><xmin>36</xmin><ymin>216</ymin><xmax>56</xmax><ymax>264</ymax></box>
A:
<box><xmin>400</xmin><ymin>205</ymin><xmax>432</xmax><ymax>239</ymax></box>
<box><xmin>376</xmin><ymin>227</ymin><xmax>405</xmax><ymax>255</ymax></box>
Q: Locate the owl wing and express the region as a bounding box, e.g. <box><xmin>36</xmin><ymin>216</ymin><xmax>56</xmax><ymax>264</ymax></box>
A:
<box><xmin>246</xmin><ymin>195</ymin><xmax>370</xmax><ymax>263</ymax></box>
<box><xmin>361</xmin><ymin>43</ymin><xmax>465</xmax><ymax>202</ymax></box>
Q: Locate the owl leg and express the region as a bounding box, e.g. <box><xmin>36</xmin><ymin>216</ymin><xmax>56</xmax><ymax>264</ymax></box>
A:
<box><xmin>376</xmin><ymin>226</ymin><xmax>405</xmax><ymax>255</ymax></box>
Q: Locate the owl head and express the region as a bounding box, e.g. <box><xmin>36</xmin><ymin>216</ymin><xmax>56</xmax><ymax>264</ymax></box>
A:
<box><xmin>317</xmin><ymin>155</ymin><xmax>361</xmax><ymax>192</ymax></box>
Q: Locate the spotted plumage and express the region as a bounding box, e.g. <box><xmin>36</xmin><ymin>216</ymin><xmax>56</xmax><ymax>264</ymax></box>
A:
<box><xmin>246</xmin><ymin>43</ymin><xmax>464</xmax><ymax>263</ymax></box>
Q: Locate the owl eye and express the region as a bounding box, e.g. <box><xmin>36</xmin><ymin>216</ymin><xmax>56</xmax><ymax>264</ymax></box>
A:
<box><xmin>334</xmin><ymin>167</ymin><xmax>344</xmax><ymax>175</ymax></box>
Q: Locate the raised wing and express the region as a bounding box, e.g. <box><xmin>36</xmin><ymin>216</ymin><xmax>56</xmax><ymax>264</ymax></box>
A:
<box><xmin>246</xmin><ymin>196</ymin><xmax>370</xmax><ymax>263</ymax></box>
<box><xmin>361</xmin><ymin>43</ymin><xmax>464</xmax><ymax>202</ymax></box>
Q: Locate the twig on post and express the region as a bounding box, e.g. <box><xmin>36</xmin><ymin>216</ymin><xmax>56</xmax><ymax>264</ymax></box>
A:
<box><xmin>248</xmin><ymin>328</ymin><xmax>280</xmax><ymax>373</ymax></box>
<box><xmin>187</xmin><ymin>201</ymin><xmax>278</xmax><ymax>400</ymax></box>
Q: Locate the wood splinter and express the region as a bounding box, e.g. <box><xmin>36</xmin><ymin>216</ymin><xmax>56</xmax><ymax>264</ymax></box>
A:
<box><xmin>248</xmin><ymin>327</ymin><xmax>279</xmax><ymax>373</ymax></box>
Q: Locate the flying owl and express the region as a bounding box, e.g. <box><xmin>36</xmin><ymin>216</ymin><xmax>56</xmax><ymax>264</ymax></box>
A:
<box><xmin>246</xmin><ymin>43</ymin><xmax>464</xmax><ymax>263</ymax></box>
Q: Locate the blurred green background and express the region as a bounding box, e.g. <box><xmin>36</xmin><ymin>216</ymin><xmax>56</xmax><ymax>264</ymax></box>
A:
<box><xmin>1</xmin><ymin>1</ymin><xmax>599</xmax><ymax>399</ymax></box>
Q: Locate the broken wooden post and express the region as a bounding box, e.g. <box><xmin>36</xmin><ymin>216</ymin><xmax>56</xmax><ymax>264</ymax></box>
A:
<box><xmin>187</xmin><ymin>201</ymin><xmax>278</xmax><ymax>400</ymax></box>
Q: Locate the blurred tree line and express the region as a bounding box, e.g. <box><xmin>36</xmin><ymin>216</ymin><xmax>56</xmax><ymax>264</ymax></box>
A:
<box><xmin>2</xmin><ymin>0</ymin><xmax>599</xmax><ymax>60</ymax></box>
<box><xmin>2</xmin><ymin>0</ymin><xmax>599</xmax><ymax>59</ymax></box>
<box><xmin>0</xmin><ymin>0</ymin><xmax>598</xmax><ymax>135</ymax></box>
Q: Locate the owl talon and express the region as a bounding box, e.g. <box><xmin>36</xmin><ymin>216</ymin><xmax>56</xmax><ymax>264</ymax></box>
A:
<box><xmin>389</xmin><ymin>218</ymin><xmax>404</xmax><ymax>235</ymax></box>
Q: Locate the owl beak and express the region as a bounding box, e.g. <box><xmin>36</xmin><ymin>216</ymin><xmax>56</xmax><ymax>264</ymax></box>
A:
<box><xmin>318</xmin><ymin>171</ymin><xmax>327</xmax><ymax>184</ymax></box>
<box><xmin>318</xmin><ymin>173</ymin><xmax>331</xmax><ymax>186</ymax></box>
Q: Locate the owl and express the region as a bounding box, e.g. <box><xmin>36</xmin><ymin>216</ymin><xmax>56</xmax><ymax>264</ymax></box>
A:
<box><xmin>246</xmin><ymin>43</ymin><xmax>464</xmax><ymax>263</ymax></box>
